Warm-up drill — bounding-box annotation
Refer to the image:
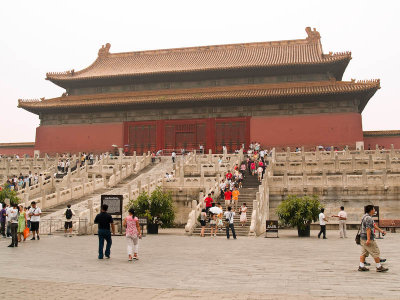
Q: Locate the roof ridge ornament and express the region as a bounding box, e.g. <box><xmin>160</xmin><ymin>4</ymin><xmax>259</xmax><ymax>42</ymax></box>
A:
<box><xmin>305</xmin><ymin>27</ymin><xmax>321</xmax><ymax>41</ymax></box>
<box><xmin>98</xmin><ymin>43</ymin><xmax>111</xmax><ymax>57</ymax></box>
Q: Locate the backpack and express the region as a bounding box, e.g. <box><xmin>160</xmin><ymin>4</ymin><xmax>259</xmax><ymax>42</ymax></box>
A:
<box><xmin>66</xmin><ymin>208</ymin><xmax>73</xmax><ymax>220</ymax></box>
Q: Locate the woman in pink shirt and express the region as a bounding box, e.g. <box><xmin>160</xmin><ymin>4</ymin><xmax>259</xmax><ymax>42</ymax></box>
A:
<box><xmin>123</xmin><ymin>208</ymin><xmax>142</xmax><ymax>261</ymax></box>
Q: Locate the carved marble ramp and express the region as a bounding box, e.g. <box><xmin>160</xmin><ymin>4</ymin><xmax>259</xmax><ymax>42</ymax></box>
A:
<box><xmin>192</xmin><ymin>174</ymin><xmax>260</xmax><ymax>237</ymax></box>
<box><xmin>40</xmin><ymin>161</ymin><xmax>170</xmax><ymax>222</ymax></box>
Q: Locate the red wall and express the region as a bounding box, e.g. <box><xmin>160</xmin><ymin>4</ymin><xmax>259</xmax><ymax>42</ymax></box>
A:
<box><xmin>364</xmin><ymin>136</ymin><xmax>400</xmax><ymax>149</ymax></box>
<box><xmin>0</xmin><ymin>147</ymin><xmax>34</xmax><ymax>157</ymax></box>
<box><xmin>250</xmin><ymin>113</ymin><xmax>364</xmax><ymax>150</ymax></box>
<box><xmin>35</xmin><ymin>123</ymin><xmax>124</xmax><ymax>154</ymax></box>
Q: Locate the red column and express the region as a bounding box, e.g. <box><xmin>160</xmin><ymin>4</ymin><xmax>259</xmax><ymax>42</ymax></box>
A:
<box><xmin>156</xmin><ymin>120</ymin><xmax>164</xmax><ymax>151</ymax></box>
<box><xmin>206</xmin><ymin>118</ymin><xmax>216</xmax><ymax>153</ymax></box>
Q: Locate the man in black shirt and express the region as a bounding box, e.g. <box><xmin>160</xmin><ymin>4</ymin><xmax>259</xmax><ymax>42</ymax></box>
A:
<box><xmin>94</xmin><ymin>204</ymin><xmax>115</xmax><ymax>259</ymax></box>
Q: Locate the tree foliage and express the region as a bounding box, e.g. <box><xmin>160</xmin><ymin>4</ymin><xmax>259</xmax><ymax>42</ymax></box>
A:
<box><xmin>0</xmin><ymin>184</ymin><xmax>20</xmax><ymax>205</ymax></box>
<box><xmin>276</xmin><ymin>195</ymin><xmax>320</xmax><ymax>230</ymax></box>
<box><xmin>126</xmin><ymin>187</ymin><xmax>175</xmax><ymax>228</ymax></box>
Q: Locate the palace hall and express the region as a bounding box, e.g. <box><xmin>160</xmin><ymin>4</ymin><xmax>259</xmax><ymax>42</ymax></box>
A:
<box><xmin>16</xmin><ymin>27</ymin><xmax>399</xmax><ymax>155</ymax></box>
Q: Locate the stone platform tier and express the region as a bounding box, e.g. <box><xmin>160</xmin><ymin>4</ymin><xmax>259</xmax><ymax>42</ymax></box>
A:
<box><xmin>192</xmin><ymin>173</ymin><xmax>259</xmax><ymax>237</ymax></box>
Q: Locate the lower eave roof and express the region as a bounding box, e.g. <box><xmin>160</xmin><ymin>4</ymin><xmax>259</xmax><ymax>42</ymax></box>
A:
<box><xmin>18</xmin><ymin>80</ymin><xmax>380</xmax><ymax>114</ymax></box>
<box><xmin>363</xmin><ymin>130</ymin><xmax>400</xmax><ymax>137</ymax></box>
<box><xmin>0</xmin><ymin>142</ymin><xmax>35</xmax><ymax>148</ymax></box>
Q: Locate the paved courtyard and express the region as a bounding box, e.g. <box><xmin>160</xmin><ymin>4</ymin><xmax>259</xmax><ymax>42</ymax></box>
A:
<box><xmin>0</xmin><ymin>229</ymin><xmax>399</xmax><ymax>299</ymax></box>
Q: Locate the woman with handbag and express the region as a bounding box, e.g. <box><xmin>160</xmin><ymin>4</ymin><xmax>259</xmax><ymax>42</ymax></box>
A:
<box><xmin>17</xmin><ymin>205</ymin><xmax>27</xmax><ymax>242</ymax></box>
<box><xmin>200</xmin><ymin>209</ymin><xmax>207</xmax><ymax>237</ymax></box>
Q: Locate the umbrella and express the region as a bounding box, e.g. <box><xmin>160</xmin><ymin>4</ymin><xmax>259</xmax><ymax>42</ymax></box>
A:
<box><xmin>209</xmin><ymin>206</ymin><xmax>222</xmax><ymax>215</ymax></box>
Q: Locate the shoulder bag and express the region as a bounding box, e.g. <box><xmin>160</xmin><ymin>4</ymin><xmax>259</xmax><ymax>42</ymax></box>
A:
<box><xmin>355</xmin><ymin>215</ymin><xmax>367</xmax><ymax>245</ymax></box>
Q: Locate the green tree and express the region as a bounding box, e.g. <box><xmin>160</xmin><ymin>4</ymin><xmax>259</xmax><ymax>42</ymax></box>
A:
<box><xmin>0</xmin><ymin>184</ymin><xmax>20</xmax><ymax>205</ymax></box>
<box><xmin>276</xmin><ymin>195</ymin><xmax>320</xmax><ymax>232</ymax></box>
<box><xmin>126</xmin><ymin>187</ymin><xmax>175</xmax><ymax>228</ymax></box>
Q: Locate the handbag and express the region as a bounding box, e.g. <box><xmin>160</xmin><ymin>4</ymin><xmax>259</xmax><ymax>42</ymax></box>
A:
<box><xmin>224</xmin><ymin>212</ymin><xmax>232</xmax><ymax>227</ymax></box>
<box><xmin>355</xmin><ymin>215</ymin><xmax>367</xmax><ymax>245</ymax></box>
<box><xmin>23</xmin><ymin>227</ymin><xmax>30</xmax><ymax>239</ymax></box>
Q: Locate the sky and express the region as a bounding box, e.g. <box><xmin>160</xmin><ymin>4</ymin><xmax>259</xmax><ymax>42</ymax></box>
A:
<box><xmin>0</xmin><ymin>0</ymin><xmax>399</xmax><ymax>143</ymax></box>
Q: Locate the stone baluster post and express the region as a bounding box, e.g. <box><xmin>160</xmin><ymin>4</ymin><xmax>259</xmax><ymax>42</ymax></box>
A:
<box><xmin>385</xmin><ymin>154</ymin><xmax>391</xmax><ymax>171</ymax></box>
<box><xmin>382</xmin><ymin>169</ymin><xmax>387</xmax><ymax>188</ymax></box>
<box><xmin>362</xmin><ymin>169</ymin><xmax>367</xmax><ymax>186</ymax></box>
<box><xmin>137</xmin><ymin>180</ymin><xmax>142</xmax><ymax>194</ymax></box>
<box><xmin>198</xmin><ymin>192</ymin><xmax>204</xmax><ymax>209</ymax></box>
<box><xmin>180</xmin><ymin>165</ymin><xmax>184</xmax><ymax>186</ymax></box>
<box><xmin>322</xmin><ymin>170</ymin><xmax>327</xmax><ymax>186</ymax></box>
<box><xmin>368</xmin><ymin>155</ymin><xmax>373</xmax><ymax>169</ymax></box>
<box><xmin>342</xmin><ymin>170</ymin><xmax>348</xmax><ymax>188</ymax></box>
<box><xmin>147</xmin><ymin>176</ymin><xmax>151</xmax><ymax>194</ymax></box>
<box><xmin>351</xmin><ymin>154</ymin><xmax>356</xmax><ymax>172</ymax></box>
<box><xmin>330</xmin><ymin>146</ymin><xmax>334</xmax><ymax>159</ymax></box>
<box><xmin>302</xmin><ymin>173</ymin><xmax>307</xmax><ymax>191</ymax></box>
<box><xmin>127</xmin><ymin>184</ymin><xmax>132</xmax><ymax>201</ymax></box>
<box><xmin>56</xmin><ymin>186</ymin><xmax>61</xmax><ymax>205</ymax></box>
<box><xmin>283</xmin><ymin>170</ymin><xmax>288</xmax><ymax>190</ymax></box>
<box><xmin>334</xmin><ymin>155</ymin><xmax>339</xmax><ymax>172</ymax></box>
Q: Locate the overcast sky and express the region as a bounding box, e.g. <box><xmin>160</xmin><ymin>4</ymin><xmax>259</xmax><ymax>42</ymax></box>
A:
<box><xmin>1</xmin><ymin>0</ymin><xmax>399</xmax><ymax>143</ymax></box>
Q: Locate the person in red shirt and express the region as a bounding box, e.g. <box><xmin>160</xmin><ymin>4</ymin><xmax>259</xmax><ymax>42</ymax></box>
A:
<box><xmin>226</xmin><ymin>171</ymin><xmax>233</xmax><ymax>181</ymax></box>
<box><xmin>250</xmin><ymin>162</ymin><xmax>256</xmax><ymax>175</ymax></box>
<box><xmin>204</xmin><ymin>193</ymin><xmax>213</xmax><ymax>213</ymax></box>
<box><xmin>224</xmin><ymin>189</ymin><xmax>232</xmax><ymax>210</ymax></box>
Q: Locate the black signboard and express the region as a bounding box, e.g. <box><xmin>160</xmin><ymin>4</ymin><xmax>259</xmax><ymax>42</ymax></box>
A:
<box><xmin>265</xmin><ymin>220</ymin><xmax>279</xmax><ymax>238</ymax></box>
<box><xmin>101</xmin><ymin>195</ymin><xmax>123</xmax><ymax>215</ymax></box>
<box><xmin>138</xmin><ymin>217</ymin><xmax>148</xmax><ymax>237</ymax></box>
<box><xmin>101</xmin><ymin>195</ymin><xmax>123</xmax><ymax>234</ymax></box>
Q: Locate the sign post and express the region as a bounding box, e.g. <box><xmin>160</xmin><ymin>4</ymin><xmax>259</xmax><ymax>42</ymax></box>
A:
<box><xmin>101</xmin><ymin>195</ymin><xmax>123</xmax><ymax>235</ymax></box>
<box><xmin>265</xmin><ymin>220</ymin><xmax>279</xmax><ymax>238</ymax></box>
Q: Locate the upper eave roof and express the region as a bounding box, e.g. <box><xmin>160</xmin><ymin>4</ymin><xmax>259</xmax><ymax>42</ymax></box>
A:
<box><xmin>45</xmin><ymin>27</ymin><xmax>351</xmax><ymax>84</ymax></box>
<box><xmin>19</xmin><ymin>79</ymin><xmax>380</xmax><ymax>114</ymax></box>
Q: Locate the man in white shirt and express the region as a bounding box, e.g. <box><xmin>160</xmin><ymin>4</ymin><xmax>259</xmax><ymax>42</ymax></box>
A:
<box><xmin>6</xmin><ymin>204</ymin><xmax>12</xmax><ymax>238</ymax></box>
<box><xmin>28</xmin><ymin>201</ymin><xmax>41</xmax><ymax>240</ymax></box>
<box><xmin>171</xmin><ymin>152</ymin><xmax>176</xmax><ymax>163</ymax></box>
<box><xmin>224</xmin><ymin>206</ymin><xmax>236</xmax><ymax>239</ymax></box>
<box><xmin>318</xmin><ymin>208</ymin><xmax>328</xmax><ymax>239</ymax></box>
<box><xmin>332</xmin><ymin>206</ymin><xmax>347</xmax><ymax>238</ymax></box>
<box><xmin>7</xmin><ymin>204</ymin><xmax>19</xmax><ymax>247</ymax></box>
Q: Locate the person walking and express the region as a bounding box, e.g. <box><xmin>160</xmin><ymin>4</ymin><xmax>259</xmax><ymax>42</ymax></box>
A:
<box><xmin>171</xmin><ymin>151</ymin><xmax>176</xmax><ymax>164</ymax></box>
<box><xmin>232</xmin><ymin>187</ymin><xmax>240</xmax><ymax>211</ymax></box>
<box><xmin>318</xmin><ymin>208</ymin><xmax>328</xmax><ymax>239</ymax></box>
<box><xmin>216</xmin><ymin>203</ymin><xmax>224</xmax><ymax>232</ymax></box>
<box><xmin>17</xmin><ymin>205</ymin><xmax>27</xmax><ymax>242</ymax></box>
<box><xmin>64</xmin><ymin>204</ymin><xmax>75</xmax><ymax>237</ymax></box>
<box><xmin>332</xmin><ymin>206</ymin><xmax>347</xmax><ymax>238</ymax></box>
<box><xmin>94</xmin><ymin>204</ymin><xmax>115</xmax><ymax>259</ymax></box>
<box><xmin>199</xmin><ymin>209</ymin><xmax>207</xmax><ymax>237</ymax></box>
<box><xmin>123</xmin><ymin>208</ymin><xmax>142</xmax><ymax>261</ymax></box>
<box><xmin>224</xmin><ymin>189</ymin><xmax>232</xmax><ymax>211</ymax></box>
<box><xmin>28</xmin><ymin>201</ymin><xmax>41</xmax><ymax>240</ymax></box>
<box><xmin>8</xmin><ymin>203</ymin><xmax>19</xmax><ymax>247</ymax></box>
<box><xmin>358</xmin><ymin>205</ymin><xmax>388</xmax><ymax>272</ymax></box>
<box><xmin>224</xmin><ymin>206</ymin><xmax>236</xmax><ymax>239</ymax></box>
<box><xmin>204</xmin><ymin>193</ymin><xmax>213</xmax><ymax>214</ymax></box>
<box><xmin>240</xmin><ymin>203</ymin><xmax>247</xmax><ymax>227</ymax></box>
<box><xmin>0</xmin><ymin>204</ymin><xmax>6</xmax><ymax>238</ymax></box>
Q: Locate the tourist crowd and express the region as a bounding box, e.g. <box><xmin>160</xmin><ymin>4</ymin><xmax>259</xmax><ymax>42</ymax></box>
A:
<box><xmin>0</xmin><ymin>201</ymin><xmax>41</xmax><ymax>247</ymax></box>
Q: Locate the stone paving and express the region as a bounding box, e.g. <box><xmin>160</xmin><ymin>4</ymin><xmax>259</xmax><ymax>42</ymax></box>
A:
<box><xmin>0</xmin><ymin>229</ymin><xmax>399</xmax><ymax>299</ymax></box>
